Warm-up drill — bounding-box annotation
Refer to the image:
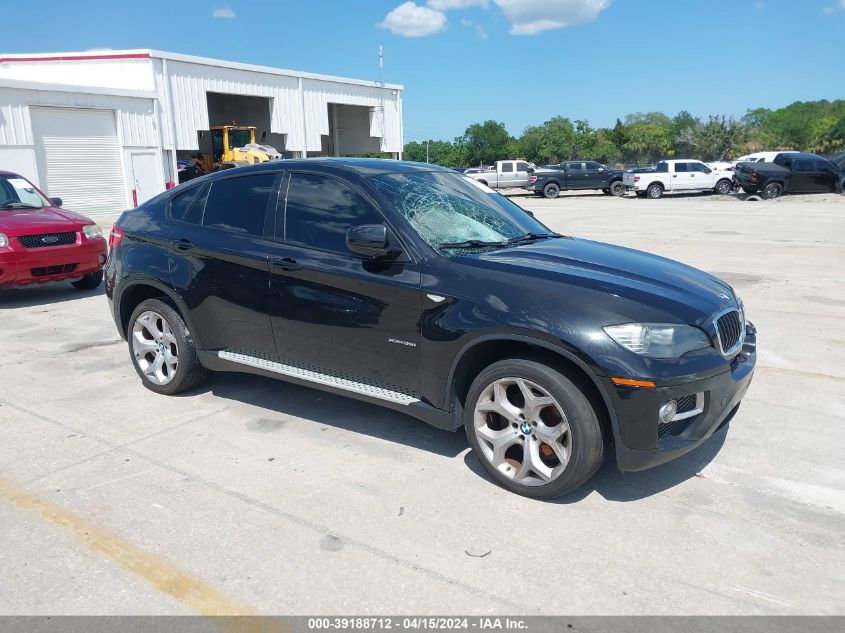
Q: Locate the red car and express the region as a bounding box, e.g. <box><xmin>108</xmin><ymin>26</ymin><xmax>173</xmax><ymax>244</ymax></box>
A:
<box><xmin>0</xmin><ymin>171</ymin><xmax>107</xmax><ymax>290</ymax></box>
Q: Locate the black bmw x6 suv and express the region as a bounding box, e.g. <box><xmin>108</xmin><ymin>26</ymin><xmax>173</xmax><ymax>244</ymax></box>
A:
<box><xmin>106</xmin><ymin>159</ymin><xmax>756</xmax><ymax>498</ymax></box>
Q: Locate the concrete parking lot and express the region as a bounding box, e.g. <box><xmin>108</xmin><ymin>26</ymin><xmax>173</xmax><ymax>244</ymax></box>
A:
<box><xmin>1</xmin><ymin>191</ymin><xmax>843</xmax><ymax>616</ymax></box>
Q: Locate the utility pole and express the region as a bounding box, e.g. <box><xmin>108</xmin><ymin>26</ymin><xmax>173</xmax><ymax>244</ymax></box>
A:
<box><xmin>426</xmin><ymin>140</ymin><xmax>430</xmax><ymax>163</ymax></box>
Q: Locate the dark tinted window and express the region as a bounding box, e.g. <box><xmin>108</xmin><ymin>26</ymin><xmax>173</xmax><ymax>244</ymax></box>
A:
<box><xmin>567</xmin><ymin>162</ymin><xmax>583</xmax><ymax>171</ymax></box>
<box><xmin>202</xmin><ymin>174</ymin><xmax>276</xmax><ymax>236</ymax></box>
<box><xmin>285</xmin><ymin>173</ymin><xmax>384</xmax><ymax>254</ymax></box>
<box><xmin>169</xmin><ymin>185</ymin><xmax>203</xmax><ymax>223</ymax></box>
<box><xmin>501</xmin><ymin>162</ymin><xmax>514</xmax><ymax>173</ymax></box>
<box><xmin>816</xmin><ymin>160</ymin><xmax>835</xmax><ymax>173</ymax></box>
<box><xmin>674</xmin><ymin>162</ymin><xmax>689</xmax><ymax>173</ymax></box>
<box><xmin>586</xmin><ymin>162</ymin><xmax>601</xmax><ymax>170</ymax></box>
<box><xmin>794</xmin><ymin>160</ymin><xmax>811</xmax><ymax>172</ymax></box>
<box><xmin>516</xmin><ymin>162</ymin><xmax>530</xmax><ymax>171</ymax></box>
<box><xmin>689</xmin><ymin>162</ymin><xmax>707</xmax><ymax>172</ymax></box>
<box><xmin>656</xmin><ymin>162</ymin><xmax>668</xmax><ymax>172</ymax></box>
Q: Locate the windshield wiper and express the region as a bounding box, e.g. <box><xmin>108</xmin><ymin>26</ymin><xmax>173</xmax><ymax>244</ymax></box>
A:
<box><xmin>0</xmin><ymin>202</ymin><xmax>41</xmax><ymax>209</ymax></box>
<box><xmin>505</xmin><ymin>231</ymin><xmax>562</xmax><ymax>244</ymax></box>
<box><xmin>439</xmin><ymin>239</ymin><xmax>506</xmax><ymax>249</ymax></box>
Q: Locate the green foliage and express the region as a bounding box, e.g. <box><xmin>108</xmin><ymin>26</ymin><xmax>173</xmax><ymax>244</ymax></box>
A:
<box><xmin>403</xmin><ymin>100</ymin><xmax>845</xmax><ymax>167</ymax></box>
<box><xmin>675</xmin><ymin>116</ymin><xmax>750</xmax><ymax>161</ymax></box>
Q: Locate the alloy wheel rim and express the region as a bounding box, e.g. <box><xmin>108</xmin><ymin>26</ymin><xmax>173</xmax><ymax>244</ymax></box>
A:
<box><xmin>473</xmin><ymin>377</ymin><xmax>571</xmax><ymax>486</ymax></box>
<box><xmin>132</xmin><ymin>310</ymin><xmax>179</xmax><ymax>385</ymax></box>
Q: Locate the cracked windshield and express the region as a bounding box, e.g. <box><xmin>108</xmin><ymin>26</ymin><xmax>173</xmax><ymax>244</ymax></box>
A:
<box><xmin>371</xmin><ymin>171</ymin><xmax>553</xmax><ymax>252</ymax></box>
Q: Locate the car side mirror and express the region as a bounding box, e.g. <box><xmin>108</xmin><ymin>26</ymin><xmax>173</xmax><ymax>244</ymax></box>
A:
<box><xmin>598</xmin><ymin>167</ymin><xmax>605</xmax><ymax>172</ymax></box>
<box><xmin>49</xmin><ymin>197</ymin><xmax>63</xmax><ymax>207</ymax></box>
<box><xmin>704</xmin><ymin>168</ymin><xmax>712</xmax><ymax>174</ymax></box>
<box><xmin>527</xmin><ymin>167</ymin><xmax>535</xmax><ymax>174</ymax></box>
<box><xmin>346</xmin><ymin>224</ymin><xmax>397</xmax><ymax>259</ymax></box>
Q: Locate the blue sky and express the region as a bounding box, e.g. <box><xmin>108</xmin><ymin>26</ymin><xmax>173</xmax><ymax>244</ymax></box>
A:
<box><xmin>2</xmin><ymin>0</ymin><xmax>842</xmax><ymax>143</ymax></box>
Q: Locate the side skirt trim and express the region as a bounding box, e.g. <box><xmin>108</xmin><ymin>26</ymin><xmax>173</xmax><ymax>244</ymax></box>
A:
<box><xmin>218</xmin><ymin>350</ymin><xmax>420</xmax><ymax>406</ymax></box>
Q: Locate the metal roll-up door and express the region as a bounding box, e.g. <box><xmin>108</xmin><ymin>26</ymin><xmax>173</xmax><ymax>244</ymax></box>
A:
<box><xmin>31</xmin><ymin>107</ymin><xmax>126</xmax><ymax>217</ymax></box>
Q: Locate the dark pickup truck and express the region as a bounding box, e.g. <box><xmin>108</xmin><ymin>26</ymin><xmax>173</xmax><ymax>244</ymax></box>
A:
<box><xmin>733</xmin><ymin>151</ymin><xmax>843</xmax><ymax>199</ymax></box>
<box><xmin>527</xmin><ymin>161</ymin><xmax>625</xmax><ymax>198</ymax></box>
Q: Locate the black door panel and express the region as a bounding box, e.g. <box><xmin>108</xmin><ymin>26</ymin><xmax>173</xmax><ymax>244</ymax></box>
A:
<box><xmin>169</xmin><ymin>171</ymin><xmax>281</xmax><ymax>353</ymax></box>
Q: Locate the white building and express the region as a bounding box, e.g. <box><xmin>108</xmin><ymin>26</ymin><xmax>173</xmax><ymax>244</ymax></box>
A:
<box><xmin>0</xmin><ymin>49</ymin><xmax>404</xmax><ymax>217</ymax></box>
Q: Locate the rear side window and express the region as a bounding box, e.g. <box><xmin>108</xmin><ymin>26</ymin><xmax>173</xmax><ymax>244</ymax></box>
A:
<box><xmin>656</xmin><ymin>162</ymin><xmax>668</xmax><ymax>172</ymax></box>
<box><xmin>202</xmin><ymin>174</ymin><xmax>276</xmax><ymax>236</ymax></box>
<box><xmin>501</xmin><ymin>162</ymin><xmax>514</xmax><ymax>173</ymax></box>
<box><xmin>285</xmin><ymin>173</ymin><xmax>384</xmax><ymax>254</ymax></box>
<box><xmin>567</xmin><ymin>163</ymin><xmax>583</xmax><ymax>171</ymax></box>
<box><xmin>675</xmin><ymin>163</ymin><xmax>689</xmax><ymax>173</ymax></box>
<box><xmin>170</xmin><ymin>185</ymin><xmax>204</xmax><ymax>223</ymax></box>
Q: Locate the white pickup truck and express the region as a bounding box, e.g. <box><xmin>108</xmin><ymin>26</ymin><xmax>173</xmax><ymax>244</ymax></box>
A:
<box><xmin>623</xmin><ymin>159</ymin><xmax>734</xmax><ymax>199</ymax></box>
<box><xmin>464</xmin><ymin>160</ymin><xmax>534</xmax><ymax>190</ymax></box>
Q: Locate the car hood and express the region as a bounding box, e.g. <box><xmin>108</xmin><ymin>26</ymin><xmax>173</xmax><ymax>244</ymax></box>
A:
<box><xmin>471</xmin><ymin>237</ymin><xmax>738</xmax><ymax>324</ymax></box>
<box><xmin>0</xmin><ymin>206</ymin><xmax>91</xmax><ymax>235</ymax></box>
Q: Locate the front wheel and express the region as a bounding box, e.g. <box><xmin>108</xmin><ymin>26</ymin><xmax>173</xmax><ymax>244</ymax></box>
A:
<box><xmin>464</xmin><ymin>359</ymin><xmax>605</xmax><ymax>499</ymax></box>
<box><xmin>71</xmin><ymin>270</ymin><xmax>103</xmax><ymax>290</ymax></box>
<box><xmin>609</xmin><ymin>180</ymin><xmax>625</xmax><ymax>196</ymax></box>
<box><xmin>714</xmin><ymin>179</ymin><xmax>732</xmax><ymax>195</ymax></box>
<box><xmin>127</xmin><ymin>298</ymin><xmax>208</xmax><ymax>395</ymax></box>
<box><xmin>542</xmin><ymin>183</ymin><xmax>560</xmax><ymax>199</ymax></box>
<box><xmin>762</xmin><ymin>182</ymin><xmax>783</xmax><ymax>200</ymax></box>
<box><xmin>646</xmin><ymin>183</ymin><xmax>664</xmax><ymax>199</ymax></box>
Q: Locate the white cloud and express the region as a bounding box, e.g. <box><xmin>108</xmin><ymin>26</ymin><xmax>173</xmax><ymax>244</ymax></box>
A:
<box><xmin>822</xmin><ymin>0</ymin><xmax>845</xmax><ymax>11</ymax></box>
<box><xmin>380</xmin><ymin>2</ymin><xmax>447</xmax><ymax>37</ymax></box>
<box><xmin>460</xmin><ymin>18</ymin><xmax>488</xmax><ymax>39</ymax></box>
<box><xmin>212</xmin><ymin>6</ymin><xmax>236</xmax><ymax>18</ymax></box>
<box><xmin>493</xmin><ymin>0</ymin><xmax>611</xmax><ymax>35</ymax></box>
<box><xmin>428</xmin><ymin>0</ymin><xmax>488</xmax><ymax>9</ymax></box>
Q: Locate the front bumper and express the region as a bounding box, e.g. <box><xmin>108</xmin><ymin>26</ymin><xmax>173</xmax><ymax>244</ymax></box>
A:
<box><xmin>0</xmin><ymin>233</ymin><xmax>107</xmax><ymax>287</ymax></box>
<box><xmin>611</xmin><ymin>325</ymin><xmax>757</xmax><ymax>471</ymax></box>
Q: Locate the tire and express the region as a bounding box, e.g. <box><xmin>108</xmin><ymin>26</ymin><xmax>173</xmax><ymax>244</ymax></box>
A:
<box><xmin>714</xmin><ymin>179</ymin><xmax>732</xmax><ymax>195</ymax></box>
<box><xmin>71</xmin><ymin>270</ymin><xmax>103</xmax><ymax>291</ymax></box>
<box><xmin>741</xmin><ymin>186</ymin><xmax>758</xmax><ymax>194</ymax></box>
<box><xmin>464</xmin><ymin>359</ymin><xmax>605</xmax><ymax>499</ymax></box>
<box><xmin>542</xmin><ymin>182</ymin><xmax>560</xmax><ymax>199</ymax></box>
<box><xmin>601</xmin><ymin>188</ymin><xmax>610</xmax><ymax>195</ymax></box>
<box><xmin>646</xmin><ymin>183</ymin><xmax>664</xmax><ymax>199</ymax></box>
<box><xmin>609</xmin><ymin>180</ymin><xmax>625</xmax><ymax>196</ymax></box>
<box><xmin>127</xmin><ymin>298</ymin><xmax>208</xmax><ymax>395</ymax></box>
<box><xmin>762</xmin><ymin>182</ymin><xmax>783</xmax><ymax>200</ymax></box>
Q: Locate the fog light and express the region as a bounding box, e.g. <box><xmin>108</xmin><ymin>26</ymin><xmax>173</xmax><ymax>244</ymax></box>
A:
<box><xmin>659</xmin><ymin>400</ymin><xmax>677</xmax><ymax>424</ymax></box>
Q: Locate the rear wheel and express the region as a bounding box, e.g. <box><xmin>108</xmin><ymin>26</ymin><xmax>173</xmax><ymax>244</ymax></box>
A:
<box><xmin>464</xmin><ymin>359</ymin><xmax>605</xmax><ymax>499</ymax></box>
<box><xmin>762</xmin><ymin>182</ymin><xmax>783</xmax><ymax>200</ymax></box>
<box><xmin>542</xmin><ymin>182</ymin><xmax>560</xmax><ymax>199</ymax></box>
<box><xmin>127</xmin><ymin>298</ymin><xmax>208</xmax><ymax>395</ymax></box>
<box><xmin>609</xmin><ymin>180</ymin><xmax>625</xmax><ymax>196</ymax></box>
<box><xmin>647</xmin><ymin>183</ymin><xmax>664</xmax><ymax>199</ymax></box>
<box><xmin>71</xmin><ymin>270</ymin><xmax>103</xmax><ymax>291</ymax></box>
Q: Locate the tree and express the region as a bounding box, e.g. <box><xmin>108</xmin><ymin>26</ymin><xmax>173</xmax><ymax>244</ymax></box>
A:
<box><xmin>675</xmin><ymin>116</ymin><xmax>750</xmax><ymax>161</ymax></box>
<box><xmin>461</xmin><ymin>120</ymin><xmax>512</xmax><ymax>166</ymax></box>
<box><xmin>519</xmin><ymin>116</ymin><xmax>576</xmax><ymax>164</ymax></box>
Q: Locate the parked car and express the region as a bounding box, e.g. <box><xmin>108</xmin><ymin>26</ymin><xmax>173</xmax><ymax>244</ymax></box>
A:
<box><xmin>106</xmin><ymin>159</ymin><xmax>756</xmax><ymax>499</ymax></box>
<box><xmin>735</xmin><ymin>151</ymin><xmax>799</xmax><ymax>164</ymax></box>
<box><xmin>527</xmin><ymin>161</ymin><xmax>625</xmax><ymax>198</ymax></box>
<box><xmin>622</xmin><ymin>159</ymin><xmax>735</xmax><ymax>199</ymax></box>
<box><xmin>733</xmin><ymin>152</ymin><xmax>843</xmax><ymax>199</ymax></box>
<box><xmin>0</xmin><ymin>171</ymin><xmax>107</xmax><ymax>290</ymax></box>
<box><xmin>464</xmin><ymin>160</ymin><xmax>534</xmax><ymax>190</ymax></box>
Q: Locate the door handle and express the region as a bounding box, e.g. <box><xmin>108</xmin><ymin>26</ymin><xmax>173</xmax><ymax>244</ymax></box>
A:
<box><xmin>174</xmin><ymin>238</ymin><xmax>193</xmax><ymax>250</ymax></box>
<box><xmin>270</xmin><ymin>257</ymin><xmax>302</xmax><ymax>271</ymax></box>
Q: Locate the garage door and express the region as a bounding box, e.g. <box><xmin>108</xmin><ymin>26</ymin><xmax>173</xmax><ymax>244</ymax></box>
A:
<box><xmin>31</xmin><ymin>107</ymin><xmax>126</xmax><ymax>218</ymax></box>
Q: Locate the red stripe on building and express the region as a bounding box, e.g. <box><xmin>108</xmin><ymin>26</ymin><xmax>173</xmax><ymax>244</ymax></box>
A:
<box><xmin>0</xmin><ymin>53</ymin><xmax>150</xmax><ymax>63</ymax></box>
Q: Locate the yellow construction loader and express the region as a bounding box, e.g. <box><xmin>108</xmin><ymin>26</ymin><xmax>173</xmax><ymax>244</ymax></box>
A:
<box><xmin>192</xmin><ymin>125</ymin><xmax>282</xmax><ymax>175</ymax></box>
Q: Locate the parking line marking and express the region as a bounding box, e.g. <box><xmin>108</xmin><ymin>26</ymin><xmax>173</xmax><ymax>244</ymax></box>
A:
<box><xmin>0</xmin><ymin>476</ymin><xmax>288</xmax><ymax>632</ymax></box>
<box><xmin>757</xmin><ymin>365</ymin><xmax>845</xmax><ymax>382</ymax></box>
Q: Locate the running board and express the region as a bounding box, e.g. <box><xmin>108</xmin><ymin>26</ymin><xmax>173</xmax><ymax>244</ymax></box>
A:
<box><xmin>217</xmin><ymin>350</ymin><xmax>420</xmax><ymax>406</ymax></box>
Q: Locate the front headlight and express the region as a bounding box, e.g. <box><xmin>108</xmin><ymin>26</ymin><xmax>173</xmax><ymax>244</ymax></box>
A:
<box><xmin>0</xmin><ymin>233</ymin><xmax>8</xmax><ymax>248</ymax></box>
<box><xmin>604</xmin><ymin>323</ymin><xmax>711</xmax><ymax>358</ymax></box>
<box><xmin>83</xmin><ymin>224</ymin><xmax>103</xmax><ymax>239</ymax></box>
